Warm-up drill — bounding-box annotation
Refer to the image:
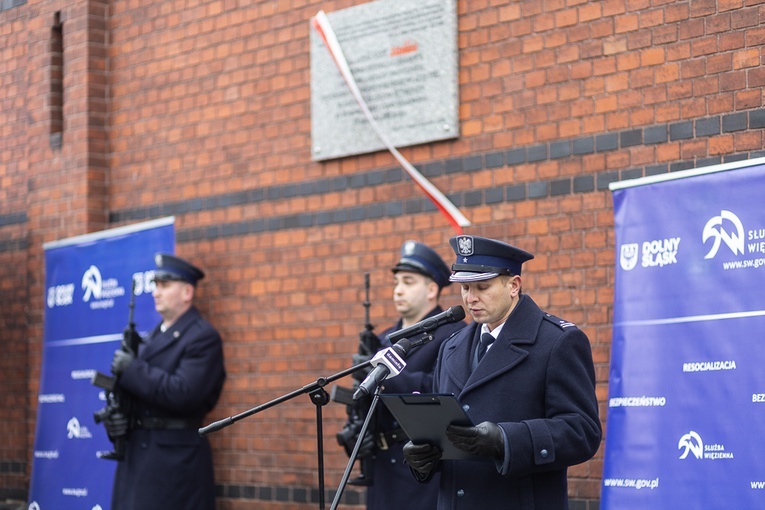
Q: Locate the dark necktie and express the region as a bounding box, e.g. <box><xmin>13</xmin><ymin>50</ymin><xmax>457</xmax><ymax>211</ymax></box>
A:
<box><xmin>476</xmin><ymin>332</ymin><xmax>495</xmax><ymax>364</ymax></box>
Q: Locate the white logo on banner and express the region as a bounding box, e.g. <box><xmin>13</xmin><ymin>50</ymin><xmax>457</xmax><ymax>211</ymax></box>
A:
<box><xmin>93</xmin><ymin>505</ymin><xmax>103</xmax><ymax>510</ymax></box>
<box><xmin>620</xmin><ymin>243</ymin><xmax>639</xmax><ymax>271</ymax></box>
<box><xmin>81</xmin><ymin>265</ymin><xmax>103</xmax><ymax>301</ymax></box>
<box><xmin>47</xmin><ymin>283</ymin><xmax>75</xmax><ymax>308</ymax></box>
<box><xmin>678</xmin><ymin>430</ymin><xmax>703</xmax><ymax>459</ymax></box>
<box><xmin>28</xmin><ymin>502</ymin><xmax>40</xmax><ymax>510</ymax></box>
<box><xmin>703</xmin><ymin>210</ymin><xmax>745</xmax><ymax>259</ymax></box>
<box><xmin>66</xmin><ymin>417</ymin><xmax>93</xmax><ymax>439</ymax></box>
<box><xmin>619</xmin><ymin>239</ymin><xmax>681</xmax><ymax>270</ymax></box>
<box><xmin>81</xmin><ymin>265</ymin><xmax>126</xmax><ymax>310</ymax></box>
<box><xmin>678</xmin><ymin>430</ymin><xmax>733</xmax><ymax>460</ymax></box>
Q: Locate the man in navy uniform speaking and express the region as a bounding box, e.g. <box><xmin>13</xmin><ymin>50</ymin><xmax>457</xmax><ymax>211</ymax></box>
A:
<box><xmin>339</xmin><ymin>240</ymin><xmax>466</xmax><ymax>509</ymax></box>
<box><xmin>403</xmin><ymin>235</ymin><xmax>601</xmax><ymax>509</ymax></box>
<box><xmin>104</xmin><ymin>253</ymin><xmax>226</xmax><ymax>510</ymax></box>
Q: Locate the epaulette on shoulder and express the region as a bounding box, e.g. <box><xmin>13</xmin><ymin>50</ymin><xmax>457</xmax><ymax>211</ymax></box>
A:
<box><xmin>543</xmin><ymin>313</ymin><xmax>578</xmax><ymax>330</ymax></box>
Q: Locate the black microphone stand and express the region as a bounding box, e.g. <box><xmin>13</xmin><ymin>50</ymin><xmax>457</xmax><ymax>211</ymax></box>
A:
<box><xmin>329</xmin><ymin>383</ymin><xmax>382</xmax><ymax>510</ymax></box>
<box><xmin>199</xmin><ymin>359</ymin><xmax>373</xmax><ymax>510</ymax></box>
<box><xmin>329</xmin><ymin>332</ymin><xmax>434</xmax><ymax>510</ymax></box>
<box><xmin>199</xmin><ymin>332</ymin><xmax>434</xmax><ymax>510</ymax></box>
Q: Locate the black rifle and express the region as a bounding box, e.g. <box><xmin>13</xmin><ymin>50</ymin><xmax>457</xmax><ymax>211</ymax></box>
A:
<box><xmin>332</xmin><ymin>273</ymin><xmax>381</xmax><ymax>486</ymax></box>
<box><xmin>92</xmin><ymin>279</ymin><xmax>142</xmax><ymax>460</ymax></box>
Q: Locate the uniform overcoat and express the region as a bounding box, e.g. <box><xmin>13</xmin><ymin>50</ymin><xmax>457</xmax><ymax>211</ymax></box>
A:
<box><xmin>431</xmin><ymin>294</ymin><xmax>601</xmax><ymax>510</ymax></box>
<box><xmin>366</xmin><ymin>306</ymin><xmax>466</xmax><ymax>510</ymax></box>
<box><xmin>111</xmin><ymin>306</ymin><xmax>226</xmax><ymax>510</ymax></box>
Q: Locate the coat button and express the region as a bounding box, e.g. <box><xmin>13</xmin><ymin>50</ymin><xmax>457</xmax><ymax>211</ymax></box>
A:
<box><xmin>456</xmin><ymin>489</ymin><xmax>465</xmax><ymax>497</ymax></box>
<box><xmin>540</xmin><ymin>449</ymin><xmax>549</xmax><ymax>458</ymax></box>
<box><xmin>462</xmin><ymin>404</ymin><xmax>470</xmax><ymax>413</ymax></box>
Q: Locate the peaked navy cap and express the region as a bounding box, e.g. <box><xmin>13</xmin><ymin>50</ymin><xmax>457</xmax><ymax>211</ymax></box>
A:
<box><xmin>391</xmin><ymin>240</ymin><xmax>452</xmax><ymax>289</ymax></box>
<box><xmin>449</xmin><ymin>235</ymin><xmax>534</xmax><ymax>282</ymax></box>
<box><xmin>153</xmin><ymin>253</ymin><xmax>205</xmax><ymax>285</ymax></box>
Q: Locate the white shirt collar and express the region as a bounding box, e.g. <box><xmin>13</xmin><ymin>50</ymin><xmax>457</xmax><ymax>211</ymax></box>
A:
<box><xmin>481</xmin><ymin>322</ymin><xmax>504</xmax><ymax>339</ymax></box>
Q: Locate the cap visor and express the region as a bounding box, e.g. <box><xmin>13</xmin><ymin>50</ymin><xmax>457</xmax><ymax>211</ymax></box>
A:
<box><xmin>153</xmin><ymin>270</ymin><xmax>186</xmax><ymax>282</ymax></box>
<box><xmin>449</xmin><ymin>271</ymin><xmax>499</xmax><ymax>283</ymax></box>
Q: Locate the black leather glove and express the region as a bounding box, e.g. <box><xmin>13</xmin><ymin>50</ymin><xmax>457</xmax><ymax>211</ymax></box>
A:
<box><xmin>111</xmin><ymin>349</ymin><xmax>135</xmax><ymax>375</ymax></box>
<box><xmin>446</xmin><ymin>421</ymin><xmax>505</xmax><ymax>459</ymax></box>
<box><xmin>121</xmin><ymin>328</ymin><xmax>142</xmax><ymax>353</ymax></box>
<box><xmin>403</xmin><ymin>441</ymin><xmax>442</xmax><ymax>482</ymax></box>
<box><xmin>104</xmin><ymin>412</ymin><xmax>128</xmax><ymax>439</ymax></box>
<box><xmin>351</xmin><ymin>352</ymin><xmax>373</xmax><ymax>382</ymax></box>
<box><xmin>337</xmin><ymin>421</ymin><xmax>376</xmax><ymax>458</ymax></box>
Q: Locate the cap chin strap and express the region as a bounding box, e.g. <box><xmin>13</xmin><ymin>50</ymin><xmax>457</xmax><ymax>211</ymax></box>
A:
<box><xmin>451</xmin><ymin>263</ymin><xmax>515</xmax><ymax>276</ymax></box>
<box><xmin>450</xmin><ymin>272</ymin><xmax>499</xmax><ymax>283</ymax></box>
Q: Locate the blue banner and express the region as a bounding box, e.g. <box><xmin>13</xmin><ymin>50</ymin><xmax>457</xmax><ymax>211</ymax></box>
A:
<box><xmin>602</xmin><ymin>161</ymin><xmax>765</xmax><ymax>507</ymax></box>
<box><xmin>29</xmin><ymin>218</ymin><xmax>175</xmax><ymax>510</ymax></box>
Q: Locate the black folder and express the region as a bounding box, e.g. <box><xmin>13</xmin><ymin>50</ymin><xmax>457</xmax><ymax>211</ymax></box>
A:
<box><xmin>380</xmin><ymin>393</ymin><xmax>476</xmax><ymax>460</ymax></box>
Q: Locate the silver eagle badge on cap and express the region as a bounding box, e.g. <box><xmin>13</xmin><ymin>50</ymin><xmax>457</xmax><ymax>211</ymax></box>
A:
<box><xmin>457</xmin><ymin>236</ymin><xmax>474</xmax><ymax>256</ymax></box>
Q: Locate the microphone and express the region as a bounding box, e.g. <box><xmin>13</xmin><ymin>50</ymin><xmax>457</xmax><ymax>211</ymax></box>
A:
<box><xmin>353</xmin><ymin>306</ymin><xmax>465</xmax><ymax>400</ymax></box>
<box><xmin>387</xmin><ymin>305</ymin><xmax>466</xmax><ymax>344</ymax></box>
<box><xmin>353</xmin><ymin>339</ymin><xmax>411</xmax><ymax>400</ymax></box>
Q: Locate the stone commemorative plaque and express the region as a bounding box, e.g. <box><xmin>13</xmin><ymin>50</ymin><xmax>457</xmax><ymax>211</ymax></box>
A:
<box><xmin>310</xmin><ymin>0</ymin><xmax>459</xmax><ymax>161</ymax></box>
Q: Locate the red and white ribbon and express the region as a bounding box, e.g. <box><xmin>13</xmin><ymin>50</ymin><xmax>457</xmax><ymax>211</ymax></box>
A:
<box><xmin>311</xmin><ymin>10</ymin><xmax>471</xmax><ymax>233</ymax></box>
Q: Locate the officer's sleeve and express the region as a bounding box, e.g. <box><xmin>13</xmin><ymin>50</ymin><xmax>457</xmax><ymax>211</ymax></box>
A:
<box><xmin>118</xmin><ymin>323</ymin><xmax>225</xmax><ymax>413</ymax></box>
<box><xmin>498</xmin><ymin>327</ymin><xmax>601</xmax><ymax>476</ymax></box>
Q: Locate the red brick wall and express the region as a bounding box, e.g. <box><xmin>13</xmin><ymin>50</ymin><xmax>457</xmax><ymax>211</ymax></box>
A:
<box><xmin>3</xmin><ymin>0</ymin><xmax>765</xmax><ymax>507</ymax></box>
<box><xmin>0</xmin><ymin>2</ymin><xmax>30</xmax><ymax>500</ymax></box>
